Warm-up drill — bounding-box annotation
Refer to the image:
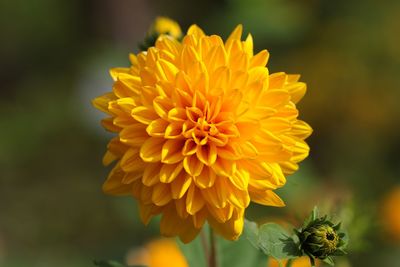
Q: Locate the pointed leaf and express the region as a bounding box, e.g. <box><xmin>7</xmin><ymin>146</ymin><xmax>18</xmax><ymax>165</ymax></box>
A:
<box><xmin>244</xmin><ymin>219</ymin><xmax>260</xmax><ymax>249</ymax></box>
<box><xmin>258</xmin><ymin>223</ymin><xmax>302</xmax><ymax>259</ymax></box>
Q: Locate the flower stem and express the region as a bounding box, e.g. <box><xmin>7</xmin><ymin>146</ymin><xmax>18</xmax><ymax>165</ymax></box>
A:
<box><xmin>200</xmin><ymin>229</ymin><xmax>209</xmax><ymax>263</ymax></box>
<box><xmin>309</xmin><ymin>257</ymin><xmax>316</xmax><ymax>267</ymax></box>
<box><xmin>209</xmin><ymin>227</ymin><xmax>217</xmax><ymax>267</ymax></box>
<box><xmin>287</xmin><ymin>259</ymin><xmax>293</xmax><ymax>267</ymax></box>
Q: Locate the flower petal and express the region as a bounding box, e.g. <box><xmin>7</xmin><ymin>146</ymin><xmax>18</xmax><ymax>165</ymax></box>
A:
<box><xmin>120</xmin><ymin>123</ymin><xmax>148</xmax><ymax>146</ymax></box>
<box><xmin>193</xmin><ymin>166</ymin><xmax>216</xmax><ymax>189</ymax></box>
<box><xmin>186</xmin><ymin>185</ymin><xmax>205</xmax><ymax>215</ymax></box>
<box><xmin>102</xmin><ymin>165</ymin><xmax>131</xmax><ymax>196</ymax></box>
<box><xmin>196</xmin><ymin>143</ymin><xmax>217</xmax><ymax>166</ymax></box>
<box><xmin>160</xmin><ymin>162</ymin><xmax>183</xmax><ymax>183</ymax></box>
<box><xmin>146</xmin><ymin>118</ymin><xmax>169</xmax><ymax>137</ymax></box>
<box><xmin>161</xmin><ymin>139</ymin><xmax>185</xmax><ymax>164</ymax></box>
<box><xmin>208</xmin><ymin>209</ymin><xmax>244</xmax><ymax>240</ymax></box>
<box><xmin>250</xmin><ymin>49</ymin><xmax>269</xmax><ymax>68</ymax></box>
<box><xmin>152</xmin><ymin>182</ymin><xmax>172</xmax><ymax>206</ymax></box>
<box><xmin>142</xmin><ymin>163</ymin><xmax>162</xmax><ymax>186</ymax></box>
<box><xmin>132</xmin><ymin>106</ymin><xmax>158</xmax><ymax>125</ymax></box>
<box><xmin>171</xmin><ymin>173</ymin><xmax>192</xmax><ymax>199</ymax></box>
<box><xmin>120</xmin><ymin>147</ymin><xmax>144</xmax><ymax>172</ymax></box>
<box><xmin>140</xmin><ymin>137</ymin><xmax>164</xmax><ymax>162</ymax></box>
<box><xmin>250</xmin><ymin>190</ymin><xmax>285</xmax><ymax>207</ymax></box>
<box><xmin>183</xmin><ymin>155</ymin><xmax>204</xmax><ymax>177</ymax></box>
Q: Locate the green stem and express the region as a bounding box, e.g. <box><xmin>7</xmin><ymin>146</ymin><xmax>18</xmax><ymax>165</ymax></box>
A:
<box><xmin>200</xmin><ymin>229</ymin><xmax>209</xmax><ymax>263</ymax></box>
<box><xmin>209</xmin><ymin>227</ymin><xmax>217</xmax><ymax>267</ymax></box>
<box><xmin>309</xmin><ymin>257</ymin><xmax>316</xmax><ymax>267</ymax></box>
<box><xmin>287</xmin><ymin>259</ymin><xmax>293</xmax><ymax>267</ymax></box>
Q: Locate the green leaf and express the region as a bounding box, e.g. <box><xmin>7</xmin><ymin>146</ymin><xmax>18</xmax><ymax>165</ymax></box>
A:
<box><xmin>177</xmin><ymin>235</ymin><xmax>207</xmax><ymax>267</ymax></box>
<box><xmin>258</xmin><ymin>223</ymin><xmax>302</xmax><ymax>259</ymax></box>
<box><xmin>217</xmin><ymin>234</ymin><xmax>267</xmax><ymax>267</ymax></box>
<box><xmin>244</xmin><ymin>219</ymin><xmax>260</xmax><ymax>249</ymax></box>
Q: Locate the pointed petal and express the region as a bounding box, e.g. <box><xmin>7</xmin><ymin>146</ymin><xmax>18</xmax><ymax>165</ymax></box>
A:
<box><xmin>196</xmin><ymin>143</ymin><xmax>217</xmax><ymax>166</ymax></box>
<box><xmin>250</xmin><ymin>190</ymin><xmax>285</xmax><ymax>207</ymax></box>
<box><xmin>131</xmin><ymin>106</ymin><xmax>159</xmax><ymax>125</ymax></box>
<box><xmin>171</xmin><ymin>173</ymin><xmax>192</xmax><ymax>199</ymax></box>
<box><xmin>208</xmin><ymin>210</ymin><xmax>244</xmax><ymax>240</ymax></box>
<box><xmin>226</xmin><ymin>24</ymin><xmax>243</xmax><ymax>44</ymax></box>
<box><xmin>183</xmin><ymin>155</ymin><xmax>204</xmax><ymax>176</ymax></box>
<box><xmin>161</xmin><ymin>139</ymin><xmax>185</xmax><ymax>164</ymax></box>
<box><xmin>120</xmin><ymin>123</ymin><xmax>148</xmax><ymax>146</ymax></box>
<box><xmin>186</xmin><ymin>185</ymin><xmax>206</xmax><ymax>215</ymax></box>
<box><xmin>250</xmin><ymin>50</ymin><xmax>269</xmax><ymax>68</ymax></box>
<box><xmin>142</xmin><ymin>163</ymin><xmax>162</xmax><ymax>186</ymax></box>
<box><xmin>140</xmin><ymin>137</ymin><xmax>164</xmax><ymax>162</ymax></box>
<box><xmin>187</xmin><ymin>24</ymin><xmax>206</xmax><ymax>40</ymax></box>
<box><xmin>152</xmin><ymin>182</ymin><xmax>172</xmax><ymax>206</ymax></box>
<box><xmin>102</xmin><ymin>165</ymin><xmax>131</xmax><ymax>195</ymax></box>
<box><xmin>160</xmin><ymin>162</ymin><xmax>184</xmax><ymax>183</ymax></box>
<box><xmin>120</xmin><ymin>147</ymin><xmax>144</xmax><ymax>172</ymax></box>
<box><xmin>193</xmin><ymin>166</ymin><xmax>216</xmax><ymax>189</ymax></box>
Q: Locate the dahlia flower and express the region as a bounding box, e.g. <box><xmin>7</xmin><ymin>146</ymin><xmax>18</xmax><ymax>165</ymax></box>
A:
<box><xmin>93</xmin><ymin>22</ymin><xmax>312</xmax><ymax>243</ymax></box>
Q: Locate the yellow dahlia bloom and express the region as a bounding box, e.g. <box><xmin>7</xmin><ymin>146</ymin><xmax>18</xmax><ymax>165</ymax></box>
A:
<box><xmin>93</xmin><ymin>24</ymin><xmax>312</xmax><ymax>243</ymax></box>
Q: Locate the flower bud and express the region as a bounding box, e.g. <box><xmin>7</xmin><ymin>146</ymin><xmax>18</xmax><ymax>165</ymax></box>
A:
<box><xmin>139</xmin><ymin>17</ymin><xmax>182</xmax><ymax>51</ymax></box>
<box><xmin>296</xmin><ymin>215</ymin><xmax>347</xmax><ymax>260</ymax></box>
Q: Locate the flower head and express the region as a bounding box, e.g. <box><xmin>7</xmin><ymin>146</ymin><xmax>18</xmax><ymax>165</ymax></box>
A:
<box><xmin>93</xmin><ymin>22</ymin><xmax>312</xmax><ymax>243</ymax></box>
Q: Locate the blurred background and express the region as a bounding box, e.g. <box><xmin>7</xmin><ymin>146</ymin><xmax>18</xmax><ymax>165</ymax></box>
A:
<box><xmin>1</xmin><ymin>0</ymin><xmax>400</xmax><ymax>266</ymax></box>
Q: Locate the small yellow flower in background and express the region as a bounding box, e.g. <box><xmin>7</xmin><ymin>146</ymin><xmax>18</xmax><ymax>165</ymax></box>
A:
<box><xmin>126</xmin><ymin>239</ymin><xmax>319</xmax><ymax>267</ymax></box>
<box><xmin>268</xmin><ymin>257</ymin><xmax>320</xmax><ymax>267</ymax></box>
<box><xmin>126</xmin><ymin>239</ymin><xmax>188</xmax><ymax>267</ymax></box>
<box><xmin>382</xmin><ymin>186</ymin><xmax>400</xmax><ymax>241</ymax></box>
<box><xmin>93</xmin><ymin>19</ymin><xmax>312</xmax><ymax>242</ymax></box>
<box><xmin>150</xmin><ymin>16</ymin><xmax>182</xmax><ymax>39</ymax></box>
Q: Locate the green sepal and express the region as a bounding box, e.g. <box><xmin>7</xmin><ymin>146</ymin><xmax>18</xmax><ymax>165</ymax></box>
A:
<box><xmin>322</xmin><ymin>256</ymin><xmax>335</xmax><ymax>266</ymax></box>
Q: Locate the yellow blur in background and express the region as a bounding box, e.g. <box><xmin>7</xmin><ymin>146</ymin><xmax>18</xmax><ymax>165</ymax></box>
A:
<box><xmin>127</xmin><ymin>239</ymin><xmax>188</xmax><ymax>267</ymax></box>
<box><xmin>126</xmin><ymin>239</ymin><xmax>317</xmax><ymax>267</ymax></box>
<box><xmin>382</xmin><ymin>186</ymin><xmax>400</xmax><ymax>241</ymax></box>
<box><xmin>268</xmin><ymin>257</ymin><xmax>319</xmax><ymax>267</ymax></box>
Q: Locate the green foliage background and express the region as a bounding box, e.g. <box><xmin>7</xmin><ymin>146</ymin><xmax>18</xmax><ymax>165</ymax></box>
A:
<box><xmin>1</xmin><ymin>0</ymin><xmax>400</xmax><ymax>266</ymax></box>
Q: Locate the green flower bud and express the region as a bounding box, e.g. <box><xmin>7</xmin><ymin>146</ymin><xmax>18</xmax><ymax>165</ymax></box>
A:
<box><xmin>296</xmin><ymin>214</ymin><xmax>347</xmax><ymax>261</ymax></box>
